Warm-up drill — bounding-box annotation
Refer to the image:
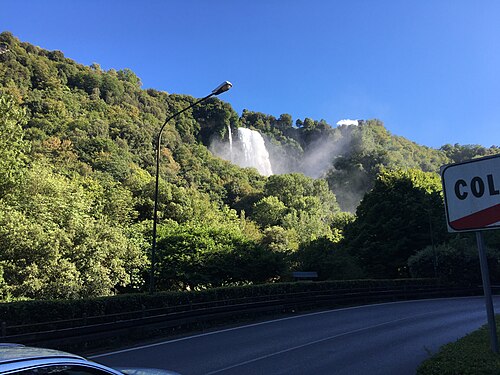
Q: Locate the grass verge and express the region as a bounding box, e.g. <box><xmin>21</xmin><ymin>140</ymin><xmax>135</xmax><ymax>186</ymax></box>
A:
<box><xmin>417</xmin><ymin>315</ymin><xmax>500</xmax><ymax>375</ymax></box>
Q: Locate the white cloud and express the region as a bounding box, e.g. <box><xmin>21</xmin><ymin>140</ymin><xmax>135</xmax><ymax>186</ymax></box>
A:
<box><xmin>336</xmin><ymin>119</ymin><xmax>359</xmax><ymax>126</ymax></box>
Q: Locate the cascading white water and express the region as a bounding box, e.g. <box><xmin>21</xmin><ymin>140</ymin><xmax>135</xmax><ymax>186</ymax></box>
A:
<box><xmin>236</xmin><ymin>128</ymin><xmax>273</xmax><ymax>176</ymax></box>
<box><xmin>209</xmin><ymin>127</ymin><xmax>273</xmax><ymax>176</ymax></box>
<box><xmin>227</xmin><ymin>123</ymin><xmax>233</xmax><ymax>162</ymax></box>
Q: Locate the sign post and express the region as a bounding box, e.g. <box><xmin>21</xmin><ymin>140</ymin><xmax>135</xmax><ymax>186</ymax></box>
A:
<box><xmin>476</xmin><ymin>231</ymin><xmax>499</xmax><ymax>353</ymax></box>
<box><xmin>441</xmin><ymin>154</ymin><xmax>500</xmax><ymax>354</ymax></box>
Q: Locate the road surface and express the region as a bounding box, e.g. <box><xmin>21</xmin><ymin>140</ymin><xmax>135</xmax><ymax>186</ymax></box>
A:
<box><xmin>91</xmin><ymin>296</ymin><xmax>500</xmax><ymax>375</ymax></box>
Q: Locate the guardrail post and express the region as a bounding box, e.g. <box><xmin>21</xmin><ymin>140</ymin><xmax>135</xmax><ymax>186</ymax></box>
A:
<box><xmin>1</xmin><ymin>322</ymin><xmax>6</xmax><ymax>337</ymax></box>
<box><xmin>141</xmin><ymin>305</ymin><xmax>146</xmax><ymax>318</ymax></box>
<box><xmin>83</xmin><ymin>313</ymin><xmax>87</xmax><ymax>326</ymax></box>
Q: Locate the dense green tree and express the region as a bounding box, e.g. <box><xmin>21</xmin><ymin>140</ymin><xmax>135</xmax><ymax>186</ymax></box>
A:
<box><xmin>240</xmin><ymin>109</ymin><xmax>277</xmax><ymax>133</ymax></box>
<box><xmin>193</xmin><ymin>97</ymin><xmax>239</xmax><ymax>146</ymax></box>
<box><xmin>264</xmin><ymin>174</ymin><xmax>339</xmax><ymax>215</ymax></box>
<box><xmin>252</xmin><ymin>196</ymin><xmax>287</xmax><ymax>228</ymax></box>
<box><xmin>330</xmin><ymin>212</ymin><xmax>356</xmax><ymax>232</ymax></box>
<box><xmin>253</xmin><ymin>174</ymin><xmax>340</xmax><ymax>242</ymax></box>
<box><xmin>294</xmin><ymin>237</ymin><xmax>364</xmax><ymax>280</ymax></box>
<box><xmin>343</xmin><ymin>168</ymin><xmax>448</xmax><ymax>278</ymax></box>
<box><xmin>440</xmin><ymin>143</ymin><xmax>499</xmax><ymax>163</ymax></box>
<box><xmin>276</xmin><ymin>113</ymin><xmax>293</xmax><ymax>130</ymax></box>
<box><xmin>408</xmin><ymin>236</ymin><xmax>500</xmax><ymax>285</ymax></box>
<box><xmin>0</xmin><ymin>161</ymin><xmax>148</xmax><ymax>299</ymax></box>
<box><xmin>0</xmin><ymin>95</ymin><xmax>29</xmax><ymax>195</ymax></box>
<box><xmin>155</xmin><ymin>222</ymin><xmax>284</xmax><ymax>290</ymax></box>
<box><xmin>261</xmin><ymin>226</ymin><xmax>298</xmax><ymax>253</ymax></box>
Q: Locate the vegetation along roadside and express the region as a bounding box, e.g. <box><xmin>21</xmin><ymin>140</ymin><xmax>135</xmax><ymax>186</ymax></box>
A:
<box><xmin>417</xmin><ymin>315</ymin><xmax>500</xmax><ymax>375</ymax></box>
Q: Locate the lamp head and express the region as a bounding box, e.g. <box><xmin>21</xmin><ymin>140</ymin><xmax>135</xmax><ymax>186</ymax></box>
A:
<box><xmin>212</xmin><ymin>81</ymin><xmax>232</xmax><ymax>96</ymax></box>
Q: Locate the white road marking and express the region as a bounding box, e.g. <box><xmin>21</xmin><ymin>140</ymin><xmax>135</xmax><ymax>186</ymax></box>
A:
<box><xmin>203</xmin><ymin>311</ymin><xmax>437</xmax><ymax>374</ymax></box>
<box><xmin>89</xmin><ymin>296</ymin><xmax>485</xmax><ymax>360</ymax></box>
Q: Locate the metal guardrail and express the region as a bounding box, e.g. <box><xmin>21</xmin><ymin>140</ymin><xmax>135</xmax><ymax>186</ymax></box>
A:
<box><xmin>0</xmin><ymin>285</ymin><xmax>484</xmax><ymax>348</ymax></box>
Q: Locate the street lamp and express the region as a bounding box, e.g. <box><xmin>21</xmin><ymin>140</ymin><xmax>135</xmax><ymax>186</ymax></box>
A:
<box><xmin>150</xmin><ymin>81</ymin><xmax>232</xmax><ymax>293</ymax></box>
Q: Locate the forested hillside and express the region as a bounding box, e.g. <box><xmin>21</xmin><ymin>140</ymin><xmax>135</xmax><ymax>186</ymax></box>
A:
<box><xmin>0</xmin><ymin>32</ymin><xmax>498</xmax><ymax>301</ymax></box>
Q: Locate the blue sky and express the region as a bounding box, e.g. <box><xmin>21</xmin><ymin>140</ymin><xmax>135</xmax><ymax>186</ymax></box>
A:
<box><xmin>2</xmin><ymin>1</ymin><xmax>499</xmax><ymax>148</ymax></box>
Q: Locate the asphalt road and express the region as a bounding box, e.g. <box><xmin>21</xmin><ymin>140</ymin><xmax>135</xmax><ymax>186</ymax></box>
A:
<box><xmin>91</xmin><ymin>296</ymin><xmax>500</xmax><ymax>375</ymax></box>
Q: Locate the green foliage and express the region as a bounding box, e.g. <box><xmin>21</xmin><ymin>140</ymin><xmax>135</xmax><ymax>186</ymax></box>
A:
<box><xmin>0</xmin><ymin>161</ymin><xmax>148</xmax><ymax>299</ymax></box>
<box><xmin>343</xmin><ymin>168</ymin><xmax>448</xmax><ymax>278</ymax></box>
<box><xmin>193</xmin><ymin>97</ymin><xmax>239</xmax><ymax>146</ymax></box>
<box><xmin>252</xmin><ymin>196</ymin><xmax>287</xmax><ymax>227</ymax></box>
<box><xmin>261</xmin><ymin>226</ymin><xmax>298</xmax><ymax>253</ymax></box>
<box><xmin>155</xmin><ymin>222</ymin><xmax>286</xmax><ymax>290</ymax></box>
<box><xmin>256</xmin><ymin>174</ymin><xmax>340</xmax><ymax>241</ymax></box>
<box><xmin>417</xmin><ymin>316</ymin><xmax>500</xmax><ymax>375</ymax></box>
<box><xmin>0</xmin><ymin>95</ymin><xmax>29</xmax><ymax>194</ymax></box>
<box><xmin>0</xmin><ymin>32</ymin><xmax>497</xmax><ymax>301</ymax></box>
<box><xmin>325</xmin><ymin>120</ymin><xmax>451</xmax><ymax>212</ymax></box>
<box><xmin>294</xmin><ymin>237</ymin><xmax>364</xmax><ymax>280</ymax></box>
<box><xmin>440</xmin><ymin>143</ymin><xmax>500</xmax><ymax>163</ymax></box>
<box><xmin>330</xmin><ymin>212</ymin><xmax>356</xmax><ymax>232</ymax></box>
<box><xmin>0</xmin><ymin>278</ymin><xmax>439</xmax><ymax>326</ymax></box>
<box><xmin>409</xmin><ymin>235</ymin><xmax>500</xmax><ymax>285</ymax></box>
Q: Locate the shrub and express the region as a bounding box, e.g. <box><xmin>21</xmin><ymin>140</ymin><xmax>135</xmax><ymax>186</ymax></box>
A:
<box><xmin>417</xmin><ymin>316</ymin><xmax>500</xmax><ymax>375</ymax></box>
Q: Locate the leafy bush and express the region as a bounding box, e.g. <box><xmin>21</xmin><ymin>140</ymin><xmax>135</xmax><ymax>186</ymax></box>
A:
<box><xmin>0</xmin><ymin>279</ymin><xmax>437</xmax><ymax>327</ymax></box>
<box><xmin>155</xmin><ymin>222</ymin><xmax>287</xmax><ymax>290</ymax></box>
<box><xmin>409</xmin><ymin>236</ymin><xmax>500</xmax><ymax>285</ymax></box>
<box><xmin>294</xmin><ymin>237</ymin><xmax>364</xmax><ymax>280</ymax></box>
<box><xmin>417</xmin><ymin>315</ymin><xmax>500</xmax><ymax>375</ymax></box>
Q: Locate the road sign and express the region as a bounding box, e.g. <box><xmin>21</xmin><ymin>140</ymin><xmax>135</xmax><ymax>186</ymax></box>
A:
<box><xmin>442</xmin><ymin>154</ymin><xmax>500</xmax><ymax>353</ymax></box>
<box><xmin>441</xmin><ymin>154</ymin><xmax>500</xmax><ymax>232</ymax></box>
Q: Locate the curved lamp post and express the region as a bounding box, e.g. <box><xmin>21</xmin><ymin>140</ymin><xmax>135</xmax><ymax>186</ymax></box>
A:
<box><xmin>150</xmin><ymin>81</ymin><xmax>232</xmax><ymax>293</ymax></box>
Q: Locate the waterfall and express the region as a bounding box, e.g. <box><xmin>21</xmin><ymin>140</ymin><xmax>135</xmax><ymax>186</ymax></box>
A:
<box><xmin>236</xmin><ymin>128</ymin><xmax>273</xmax><ymax>176</ymax></box>
<box><xmin>209</xmin><ymin>127</ymin><xmax>273</xmax><ymax>176</ymax></box>
<box><xmin>227</xmin><ymin>123</ymin><xmax>233</xmax><ymax>162</ymax></box>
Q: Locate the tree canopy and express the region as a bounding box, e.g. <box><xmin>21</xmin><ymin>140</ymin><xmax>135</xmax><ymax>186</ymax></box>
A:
<box><xmin>342</xmin><ymin>168</ymin><xmax>449</xmax><ymax>278</ymax></box>
<box><xmin>0</xmin><ymin>31</ymin><xmax>498</xmax><ymax>300</ymax></box>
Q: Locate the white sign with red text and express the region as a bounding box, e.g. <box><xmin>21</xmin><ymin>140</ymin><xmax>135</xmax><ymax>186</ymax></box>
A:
<box><xmin>441</xmin><ymin>154</ymin><xmax>500</xmax><ymax>232</ymax></box>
